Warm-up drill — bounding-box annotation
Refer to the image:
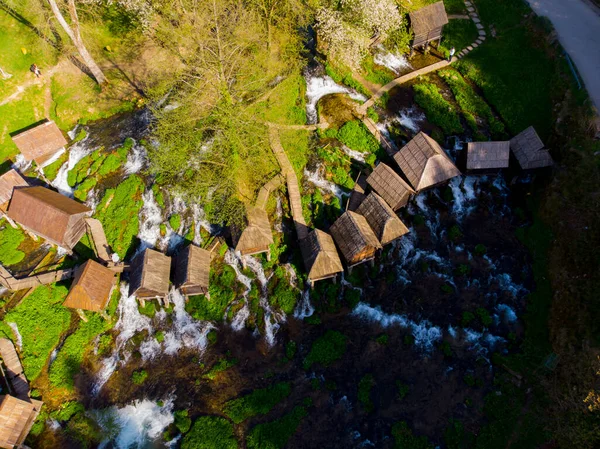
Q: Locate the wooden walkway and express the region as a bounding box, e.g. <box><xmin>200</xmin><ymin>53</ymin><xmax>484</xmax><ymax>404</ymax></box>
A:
<box><xmin>256</xmin><ymin>175</ymin><xmax>285</xmax><ymax>209</ymax></box>
<box><xmin>85</xmin><ymin>217</ymin><xmax>112</xmax><ymax>264</ymax></box>
<box><xmin>265</xmin><ymin>122</ymin><xmax>328</xmax><ymax>131</ymax></box>
<box><xmin>267</xmin><ymin>126</ymin><xmax>309</xmax><ymax>240</ymax></box>
<box><xmin>0</xmin><ymin>338</ymin><xmax>29</xmax><ymax>399</ymax></box>
<box><xmin>0</xmin><ymin>264</ymin><xmax>77</xmax><ymax>291</ymax></box>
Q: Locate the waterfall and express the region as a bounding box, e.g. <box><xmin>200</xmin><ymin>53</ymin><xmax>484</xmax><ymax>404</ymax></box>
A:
<box><xmin>352</xmin><ymin>303</ymin><xmax>442</xmax><ymax>351</ymax></box>
<box><xmin>493</xmin><ymin>273</ymin><xmax>526</xmax><ymax>298</ymax></box>
<box><xmin>373</xmin><ymin>45</ymin><xmax>412</xmax><ymax>74</ymax></box>
<box><xmin>136</xmin><ymin>189</ymin><xmax>164</xmax><ymax>253</ymax></box>
<box><xmin>192</xmin><ymin>204</ymin><xmax>214</xmax><ymax>245</ymax></box>
<box><xmin>123</xmin><ymin>140</ymin><xmax>148</xmax><ymax>175</ymax></box>
<box><xmin>293</xmin><ymin>289</ymin><xmax>315</xmax><ymax>319</ymax></box>
<box><xmin>341</xmin><ymin>145</ymin><xmax>367</xmax><ymax>163</ymax></box>
<box><xmin>7</xmin><ymin>322</ymin><xmax>22</xmax><ymax>350</ymax></box>
<box><xmin>394</xmin><ymin>106</ymin><xmax>425</xmax><ymax>133</ymax></box>
<box><xmin>304</xmin><ymin>165</ymin><xmax>349</xmax><ymax>204</ymax></box>
<box><xmin>224</xmin><ymin>250</ymin><xmax>253</xmax><ymax>330</ymax></box>
<box><xmin>305</xmin><ymin>74</ymin><xmax>367</xmax><ymax>124</ymax></box>
<box><xmin>12</xmin><ymin>154</ymin><xmax>32</xmax><ymax>172</ymax></box>
<box><xmin>495</xmin><ymin>304</ymin><xmax>518</xmax><ymax>323</ymax></box>
<box><xmin>95</xmin><ymin>396</ymin><xmax>175</xmax><ymax>449</ymax></box>
<box><xmin>51</xmin><ymin>131</ymin><xmax>94</xmax><ymax>197</ymax></box>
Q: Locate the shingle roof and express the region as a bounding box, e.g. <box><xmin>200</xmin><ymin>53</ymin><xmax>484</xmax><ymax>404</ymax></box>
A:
<box><xmin>173</xmin><ymin>244</ymin><xmax>210</xmax><ymax>295</ymax></box>
<box><xmin>393</xmin><ymin>132</ymin><xmax>461</xmax><ymax>191</ymax></box>
<box><xmin>0</xmin><ymin>170</ymin><xmax>28</xmax><ymax>211</ymax></box>
<box><xmin>330</xmin><ymin>211</ymin><xmax>382</xmax><ymax>266</ymax></box>
<box><xmin>129</xmin><ymin>248</ymin><xmax>171</xmax><ymax>298</ymax></box>
<box><xmin>11</xmin><ymin>120</ymin><xmax>68</xmax><ymax>165</ymax></box>
<box><xmin>300</xmin><ymin>229</ymin><xmax>343</xmax><ymax>282</ymax></box>
<box><xmin>0</xmin><ymin>395</ymin><xmax>41</xmax><ymax>449</ymax></box>
<box><xmin>235</xmin><ymin>206</ymin><xmax>273</xmax><ymax>256</ymax></box>
<box><xmin>510</xmin><ymin>126</ymin><xmax>553</xmax><ymax>169</ymax></box>
<box><xmin>466</xmin><ymin>141</ymin><xmax>510</xmax><ymax>170</ymax></box>
<box><xmin>356</xmin><ymin>193</ymin><xmax>409</xmax><ymax>246</ymax></box>
<box><xmin>409</xmin><ymin>1</ymin><xmax>449</xmax><ymax>36</ymax></box>
<box><xmin>366</xmin><ymin>162</ymin><xmax>415</xmax><ymax>211</ymax></box>
<box><xmin>63</xmin><ymin>260</ymin><xmax>116</xmax><ymax>312</ymax></box>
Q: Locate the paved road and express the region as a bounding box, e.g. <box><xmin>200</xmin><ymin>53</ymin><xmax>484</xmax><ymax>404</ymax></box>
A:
<box><xmin>526</xmin><ymin>0</ymin><xmax>600</xmax><ymax>112</ymax></box>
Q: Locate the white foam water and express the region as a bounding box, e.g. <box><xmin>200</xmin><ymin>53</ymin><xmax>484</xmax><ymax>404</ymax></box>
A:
<box><xmin>137</xmin><ymin>189</ymin><xmax>164</xmax><ymax>252</ymax></box>
<box><xmin>192</xmin><ymin>204</ymin><xmax>214</xmax><ymax>244</ymax></box>
<box><xmin>375</xmin><ymin>122</ymin><xmax>399</xmax><ymax>152</ymax></box>
<box><xmin>341</xmin><ymin>145</ymin><xmax>367</xmax><ymax>163</ymax></box>
<box><xmin>304</xmin><ymin>165</ymin><xmax>349</xmax><ymax>204</ymax></box>
<box><xmin>12</xmin><ymin>154</ymin><xmax>32</xmax><ymax>172</ymax></box>
<box><xmin>93</xmin><ymin>283</ymin><xmax>153</xmax><ymax>395</ymax></box>
<box><xmin>373</xmin><ymin>46</ymin><xmax>411</xmax><ymax>74</ymax></box>
<box><xmin>352</xmin><ymin>303</ymin><xmax>442</xmax><ymax>351</ymax></box>
<box><xmin>225</xmin><ymin>250</ymin><xmax>253</xmax><ymax>330</ymax></box>
<box><xmin>95</xmin><ymin>396</ymin><xmax>175</xmax><ymax>449</ymax></box>
<box><xmin>124</xmin><ymin>140</ymin><xmax>148</xmax><ymax>175</ymax></box>
<box><xmin>7</xmin><ymin>322</ymin><xmax>22</xmax><ymax>350</ymax></box>
<box><xmin>395</xmin><ymin>106</ymin><xmax>425</xmax><ymax>133</ymax></box>
<box><xmin>494</xmin><ymin>273</ymin><xmax>526</xmax><ymax>298</ymax></box>
<box><xmin>293</xmin><ymin>289</ymin><xmax>315</xmax><ymax>319</ymax></box>
<box><xmin>231</xmin><ymin>303</ymin><xmax>251</xmax><ymax>331</ymax></box>
<box><xmin>305</xmin><ymin>75</ymin><xmax>366</xmax><ymax>124</ymax></box>
<box><xmin>51</xmin><ymin>132</ymin><xmax>94</xmax><ymax>197</ymax></box>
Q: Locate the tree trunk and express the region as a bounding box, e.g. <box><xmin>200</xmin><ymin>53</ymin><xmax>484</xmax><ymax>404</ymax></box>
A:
<box><xmin>46</xmin><ymin>0</ymin><xmax>107</xmax><ymax>84</ymax></box>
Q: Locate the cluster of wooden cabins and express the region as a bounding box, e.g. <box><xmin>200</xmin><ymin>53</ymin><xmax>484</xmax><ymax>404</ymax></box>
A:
<box><xmin>235</xmin><ymin>128</ymin><xmax>553</xmax><ymax>287</ymax></box>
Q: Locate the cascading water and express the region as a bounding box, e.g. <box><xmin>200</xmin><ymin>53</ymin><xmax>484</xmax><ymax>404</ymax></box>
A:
<box><xmin>373</xmin><ymin>45</ymin><xmax>411</xmax><ymax>74</ymax></box>
<box><xmin>51</xmin><ymin>131</ymin><xmax>94</xmax><ymax>197</ymax></box>
<box><xmin>136</xmin><ymin>189</ymin><xmax>164</xmax><ymax>253</ymax></box>
<box><xmin>293</xmin><ymin>289</ymin><xmax>315</xmax><ymax>319</ymax></box>
<box><xmin>394</xmin><ymin>106</ymin><xmax>425</xmax><ymax>134</ymax></box>
<box><xmin>305</xmin><ymin>74</ymin><xmax>367</xmax><ymax>124</ymax></box>
<box><xmin>12</xmin><ymin>154</ymin><xmax>32</xmax><ymax>172</ymax></box>
<box><xmin>224</xmin><ymin>250</ymin><xmax>253</xmax><ymax>331</ymax></box>
<box><xmin>341</xmin><ymin>145</ymin><xmax>367</xmax><ymax>163</ymax></box>
<box><xmin>304</xmin><ymin>165</ymin><xmax>349</xmax><ymax>205</ymax></box>
<box><xmin>7</xmin><ymin>322</ymin><xmax>22</xmax><ymax>349</ymax></box>
<box><xmin>192</xmin><ymin>204</ymin><xmax>214</xmax><ymax>245</ymax></box>
<box><xmin>124</xmin><ymin>140</ymin><xmax>148</xmax><ymax>175</ymax></box>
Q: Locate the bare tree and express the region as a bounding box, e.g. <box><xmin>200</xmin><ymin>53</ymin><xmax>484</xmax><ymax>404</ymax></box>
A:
<box><xmin>46</xmin><ymin>0</ymin><xmax>107</xmax><ymax>84</ymax></box>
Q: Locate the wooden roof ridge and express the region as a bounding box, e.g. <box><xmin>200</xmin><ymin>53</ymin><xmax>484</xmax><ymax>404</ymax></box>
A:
<box><xmin>0</xmin><ymin>395</ymin><xmax>41</xmax><ymax>448</ymax></box>
<box><xmin>300</xmin><ymin>229</ymin><xmax>343</xmax><ymax>281</ymax></box>
<box><xmin>409</xmin><ymin>1</ymin><xmax>449</xmax><ymax>35</ymax></box>
<box><xmin>174</xmin><ymin>244</ymin><xmax>210</xmax><ymax>294</ymax></box>
<box><xmin>330</xmin><ymin>211</ymin><xmax>382</xmax><ymax>264</ymax></box>
<box><xmin>509</xmin><ymin>126</ymin><xmax>553</xmax><ymax>169</ymax></box>
<box><xmin>63</xmin><ymin>260</ymin><xmax>116</xmax><ymax>311</ymax></box>
<box><xmin>0</xmin><ymin>170</ymin><xmax>28</xmax><ymax>210</ymax></box>
<box><xmin>11</xmin><ymin>119</ymin><xmax>68</xmax><ymax>165</ymax></box>
<box><xmin>235</xmin><ymin>206</ymin><xmax>274</xmax><ymax>255</ymax></box>
<box><xmin>10</xmin><ymin>186</ymin><xmax>91</xmax><ymax>215</ymax></box>
<box><xmin>366</xmin><ymin>162</ymin><xmax>415</xmax><ymax>211</ymax></box>
<box><xmin>356</xmin><ymin>192</ymin><xmax>409</xmax><ymax>246</ymax></box>
<box><xmin>466</xmin><ymin>141</ymin><xmax>510</xmax><ymax>170</ymax></box>
<box><xmin>129</xmin><ymin>248</ymin><xmax>171</xmax><ymax>298</ymax></box>
<box><xmin>347</xmin><ymin>173</ymin><xmax>368</xmax><ymax>212</ymax></box>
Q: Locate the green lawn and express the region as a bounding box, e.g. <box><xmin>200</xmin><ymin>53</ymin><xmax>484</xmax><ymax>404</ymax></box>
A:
<box><xmin>440</xmin><ymin>19</ymin><xmax>479</xmax><ymax>56</ymax></box>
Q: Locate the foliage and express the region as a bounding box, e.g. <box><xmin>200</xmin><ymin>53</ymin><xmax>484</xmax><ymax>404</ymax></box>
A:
<box><xmin>50</xmin><ymin>401</ymin><xmax>85</xmax><ymax>423</ymax></box>
<box><xmin>0</xmin><ymin>222</ymin><xmax>25</xmax><ymax>266</ymax></box>
<box><xmin>413</xmin><ymin>82</ymin><xmax>462</xmax><ymax>135</ymax></box>
<box><xmin>65</xmin><ymin>413</ymin><xmax>103</xmax><ymax>449</ymax></box>
<box><xmin>280</xmin><ymin>129</ymin><xmax>311</xmax><ymax>177</ymax></box>
<box><xmin>448</xmin><ymin>225</ymin><xmax>463</xmax><ymax>242</ymax></box>
<box><xmin>94</xmin><ymin>175</ymin><xmax>144</xmax><ymax>258</ymax></box>
<box><xmin>246</xmin><ymin>405</ymin><xmax>307</xmax><ymax>449</ymax></box>
<box><xmin>361</xmin><ymin>54</ymin><xmax>394</xmax><ymax>85</ymax></box>
<box><xmin>285</xmin><ymin>341</ymin><xmax>297</xmax><ymax>360</ymax></box>
<box><xmin>303</xmin><ymin>330</ymin><xmax>348</xmax><ymax>369</ymax></box>
<box><xmin>439</xmin><ymin>19</ymin><xmax>479</xmax><ymax>55</ymax></box>
<box><xmin>325</xmin><ymin>63</ymin><xmax>372</xmax><ymax>97</ymax></box>
<box><xmin>269</xmin><ymin>267</ymin><xmax>299</xmax><ymax>315</ymax></box>
<box><xmin>396</xmin><ymin>381</ymin><xmax>409</xmax><ymax>400</ymax></box>
<box><xmin>391</xmin><ymin>421</ymin><xmax>434</xmax><ymax>449</ymax></box>
<box><xmin>376</xmin><ymin>334</ymin><xmax>388</xmax><ymax>345</ymax></box>
<box><xmin>132</xmin><ymin>369</ymin><xmax>148</xmax><ymax>385</ymax></box>
<box><xmin>182</xmin><ymin>416</ymin><xmax>238</xmax><ymax>449</ymax></box>
<box><xmin>439</xmin><ymin>68</ymin><xmax>506</xmax><ymax>138</ymax></box>
<box><xmin>358</xmin><ymin>374</ymin><xmax>375</xmax><ymax>412</ymax></box>
<box><xmin>476</xmin><ymin>307</ymin><xmax>493</xmax><ymax>327</ymax></box>
<box><xmin>186</xmin><ymin>265</ymin><xmax>238</xmax><ymax>321</ymax></box>
<box><xmin>474</xmin><ymin>244</ymin><xmax>487</xmax><ymax>256</ymax></box>
<box><xmin>174</xmin><ymin>409</ymin><xmax>192</xmax><ymax>434</ymax></box>
<box><xmin>138</xmin><ymin>300</ymin><xmax>157</xmax><ymax>318</ymax></box>
<box><xmin>169</xmin><ymin>213</ymin><xmax>182</xmax><ymax>230</ymax></box>
<box><xmin>49</xmin><ymin>314</ymin><xmax>110</xmax><ymax>390</ymax></box>
<box><xmin>203</xmin><ymin>357</ymin><xmax>238</xmax><ymax>380</ymax></box>
<box><xmin>224</xmin><ymin>382</ymin><xmax>292</xmax><ymax>424</ymax></box>
<box><xmin>462</xmin><ymin>311</ymin><xmax>475</xmax><ymax>327</ymax></box>
<box><xmin>2</xmin><ymin>284</ymin><xmax>71</xmax><ymax>380</ymax></box>
<box><xmin>337</xmin><ymin>120</ymin><xmax>380</xmax><ymax>154</ymax></box>
<box><xmin>384</xmin><ymin>22</ymin><xmax>413</xmax><ymax>55</ymax></box>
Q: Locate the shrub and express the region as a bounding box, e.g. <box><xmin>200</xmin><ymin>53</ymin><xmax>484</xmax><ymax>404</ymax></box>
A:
<box><xmin>448</xmin><ymin>225</ymin><xmax>463</xmax><ymax>242</ymax></box>
<box><xmin>186</xmin><ymin>265</ymin><xmax>237</xmax><ymax>321</ymax></box>
<box><xmin>462</xmin><ymin>311</ymin><xmax>475</xmax><ymax>327</ymax></box>
<box><xmin>376</xmin><ymin>334</ymin><xmax>389</xmax><ymax>345</ymax></box>
<box><xmin>391</xmin><ymin>421</ymin><xmax>434</xmax><ymax>449</ymax></box>
<box><xmin>50</xmin><ymin>401</ymin><xmax>85</xmax><ymax>422</ymax></box>
<box><xmin>175</xmin><ymin>409</ymin><xmax>192</xmax><ymax>434</ymax></box>
<box><xmin>182</xmin><ymin>416</ymin><xmax>237</xmax><ymax>449</ymax></box>
<box><xmin>455</xmin><ymin>264</ymin><xmax>471</xmax><ymax>276</ymax></box>
<box><xmin>396</xmin><ymin>381</ymin><xmax>409</xmax><ymax>400</ymax></box>
<box><xmin>303</xmin><ymin>330</ymin><xmax>348</xmax><ymax>369</ymax></box>
<box><xmin>224</xmin><ymin>382</ymin><xmax>291</xmax><ymax>424</ymax></box>
<box><xmin>169</xmin><ymin>214</ymin><xmax>182</xmax><ymax>230</ymax></box>
<box><xmin>203</xmin><ymin>357</ymin><xmax>238</xmax><ymax>380</ymax></box>
<box><xmin>246</xmin><ymin>406</ymin><xmax>307</xmax><ymax>449</ymax></box>
<box><xmin>475</xmin><ymin>244</ymin><xmax>487</xmax><ymax>256</ymax></box>
<box><xmin>337</xmin><ymin>120</ymin><xmax>380</xmax><ymax>154</ymax></box>
<box><xmin>155</xmin><ymin>331</ymin><xmax>165</xmax><ymax>343</ymax></box>
<box><xmin>0</xmin><ymin>223</ymin><xmax>25</xmax><ymax>266</ymax></box>
<box><xmin>476</xmin><ymin>307</ymin><xmax>493</xmax><ymax>327</ymax></box>
<box><xmin>344</xmin><ymin>288</ymin><xmax>361</xmax><ymax>309</ymax></box>
<box><xmin>132</xmin><ymin>369</ymin><xmax>148</xmax><ymax>385</ymax></box>
<box><xmin>413</xmin><ymin>83</ymin><xmax>462</xmax><ymax>135</ymax></box>
<box><xmin>358</xmin><ymin>374</ymin><xmax>375</xmax><ymax>413</ymax></box>
<box><xmin>441</xmin><ymin>283</ymin><xmax>454</xmax><ymax>294</ymax></box>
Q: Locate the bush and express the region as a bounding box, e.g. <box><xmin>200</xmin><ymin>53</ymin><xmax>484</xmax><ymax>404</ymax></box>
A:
<box><xmin>391</xmin><ymin>421</ymin><xmax>434</xmax><ymax>449</ymax></box>
<box><xmin>376</xmin><ymin>334</ymin><xmax>389</xmax><ymax>345</ymax></box>
<box><xmin>448</xmin><ymin>225</ymin><xmax>463</xmax><ymax>242</ymax></box>
<box><xmin>303</xmin><ymin>330</ymin><xmax>347</xmax><ymax>369</ymax></box>
<box><xmin>285</xmin><ymin>341</ymin><xmax>297</xmax><ymax>360</ymax></box>
<box><xmin>462</xmin><ymin>311</ymin><xmax>475</xmax><ymax>327</ymax></box>
<box><xmin>181</xmin><ymin>416</ymin><xmax>238</xmax><ymax>449</ymax></box>
<box><xmin>224</xmin><ymin>382</ymin><xmax>291</xmax><ymax>424</ymax></box>
<box><xmin>337</xmin><ymin>121</ymin><xmax>380</xmax><ymax>154</ymax></box>
<box><xmin>50</xmin><ymin>401</ymin><xmax>84</xmax><ymax>422</ymax></box>
<box><xmin>203</xmin><ymin>357</ymin><xmax>238</xmax><ymax>380</ymax></box>
<box><xmin>132</xmin><ymin>369</ymin><xmax>148</xmax><ymax>385</ymax></box>
<box><xmin>169</xmin><ymin>214</ymin><xmax>182</xmax><ymax>230</ymax></box>
<box><xmin>476</xmin><ymin>307</ymin><xmax>493</xmax><ymax>327</ymax></box>
<box><xmin>396</xmin><ymin>381</ymin><xmax>409</xmax><ymax>400</ymax></box>
<box><xmin>358</xmin><ymin>374</ymin><xmax>375</xmax><ymax>413</ymax></box>
<box><xmin>413</xmin><ymin>83</ymin><xmax>462</xmax><ymax>135</ymax></box>
<box><xmin>186</xmin><ymin>265</ymin><xmax>237</xmax><ymax>321</ymax></box>
<box><xmin>474</xmin><ymin>244</ymin><xmax>487</xmax><ymax>256</ymax></box>
<box><xmin>246</xmin><ymin>406</ymin><xmax>307</xmax><ymax>449</ymax></box>
<box><xmin>0</xmin><ymin>223</ymin><xmax>25</xmax><ymax>266</ymax></box>
<box><xmin>175</xmin><ymin>409</ymin><xmax>192</xmax><ymax>434</ymax></box>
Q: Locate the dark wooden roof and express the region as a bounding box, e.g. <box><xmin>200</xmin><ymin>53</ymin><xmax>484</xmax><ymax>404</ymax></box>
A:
<box><xmin>0</xmin><ymin>395</ymin><xmax>41</xmax><ymax>449</ymax></box>
<box><xmin>393</xmin><ymin>132</ymin><xmax>461</xmax><ymax>191</ymax></box>
<box><xmin>347</xmin><ymin>174</ymin><xmax>367</xmax><ymax>212</ymax></box>
<box><xmin>7</xmin><ymin>186</ymin><xmax>91</xmax><ymax>249</ymax></box>
<box><xmin>356</xmin><ymin>193</ymin><xmax>409</xmax><ymax>246</ymax></box>
<box><xmin>366</xmin><ymin>162</ymin><xmax>415</xmax><ymax>211</ymax></box>
<box><xmin>63</xmin><ymin>260</ymin><xmax>116</xmax><ymax>312</ymax></box>
<box><xmin>410</xmin><ymin>1</ymin><xmax>448</xmax><ymax>36</ymax></box>
<box><xmin>129</xmin><ymin>248</ymin><xmax>171</xmax><ymax>298</ymax></box>
<box><xmin>466</xmin><ymin>141</ymin><xmax>510</xmax><ymax>170</ymax></box>
<box><xmin>0</xmin><ymin>170</ymin><xmax>28</xmax><ymax>211</ymax></box>
<box><xmin>11</xmin><ymin>120</ymin><xmax>68</xmax><ymax>165</ymax></box>
<box><xmin>173</xmin><ymin>244</ymin><xmax>210</xmax><ymax>295</ymax></box>
<box><xmin>300</xmin><ymin>229</ymin><xmax>343</xmax><ymax>282</ymax></box>
<box><xmin>510</xmin><ymin>126</ymin><xmax>553</xmax><ymax>169</ymax></box>
<box><xmin>330</xmin><ymin>211</ymin><xmax>382</xmax><ymax>266</ymax></box>
<box><xmin>235</xmin><ymin>206</ymin><xmax>273</xmax><ymax>256</ymax></box>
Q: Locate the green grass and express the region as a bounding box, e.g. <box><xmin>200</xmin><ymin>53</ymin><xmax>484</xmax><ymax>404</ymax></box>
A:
<box><xmin>336</xmin><ymin>120</ymin><xmax>380</xmax><ymax>154</ymax></box>
<box><xmin>250</xmin><ymin>74</ymin><xmax>307</xmax><ymax>125</ymax></box>
<box><xmin>203</xmin><ymin>357</ymin><xmax>238</xmax><ymax>380</ymax></box>
<box><xmin>268</xmin><ymin>266</ymin><xmax>299</xmax><ymax>315</ymax></box>
<box><xmin>0</xmin><ymin>222</ymin><xmax>26</xmax><ymax>266</ymax></box>
<box><xmin>1</xmin><ymin>284</ymin><xmax>71</xmax><ymax>380</ymax></box>
<box><xmin>224</xmin><ymin>382</ymin><xmax>291</xmax><ymax>424</ymax></box>
<box><xmin>280</xmin><ymin>129</ymin><xmax>310</xmax><ymax>177</ymax></box>
<box><xmin>246</xmin><ymin>406</ymin><xmax>307</xmax><ymax>449</ymax></box>
<box><xmin>439</xmin><ymin>68</ymin><xmax>506</xmax><ymax>137</ymax></box>
<box><xmin>186</xmin><ymin>264</ymin><xmax>238</xmax><ymax>321</ymax></box>
<box><xmin>182</xmin><ymin>416</ymin><xmax>238</xmax><ymax>449</ymax></box>
<box><xmin>169</xmin><ymin>213</ymin><xmax>182</xmax><ymax>230</ymax></box>
<box><xmin>362</xmin><ymin>54</ymin><xmax>395</xmax><ymax>86</ymax></box>
<box><xmin>303</xmin><ymin>330</ymin><xmax>348</xmax><ymax>369</ymax></box>
<box><xmin>391</xmin><ymin>421</ymin><xmax>434</xmax><ymax>449</ymax></box>
<box><xmin>440</xmin><ymin>19</ymin><xmax>479</xmax><ymax>56</ymax></box>
<box><xmin>358</xmin><ymin>374</ymin><xmax>375</xmax><ymax>413</ymax></box>
<box><xmin>325</xmin><ymin>64</ymin><xmax>371</xmax><ymax>97</ymax></box>
<box><xmin>49</xmin><ymin>314</ymin><xmax>111</xmax><ymax>391</ymax></box>
<box><xmin>413</xmin><ymin>82</ymin><xmax>463</xmax><ymax>135</ymax></box>
<box><xmin>94</xmin><ymin>174</ymin><xmax>144</xmax><ymax>258</ymax></box>
<box><xmin>43</xmin><ymin>152</ymin><xmax>69</xmax><ymax>181</ymax></box>
<box><xmin>132</xmin><ymin>369</ymin><xmax>148</xmax><ymax>385</ymax></box>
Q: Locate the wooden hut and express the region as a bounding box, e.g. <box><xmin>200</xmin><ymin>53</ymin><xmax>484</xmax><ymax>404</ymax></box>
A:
<box><xmin>409</xmin><ymin>1</ymin><xmax>449</xmax><ymax>52</ymax></box>
<box><xmin>11</xmin><ymin>120</ymin><xmax>68</xmax><ymax>166</ymax></box>
<box><xmin>0</xmin><ymin>170</ymin><xmax>28</xmax><ymax>213</ymax></box>
<box><xmin>7</xmin><ymin>186</ymin><xmax>91</xmax><ymax>250</ymax></box>
<box><xmin>63</xmin><ymin>260</ymin><xmax>116</xmax><ymax>313</ymax></box>
<box><xmin>466</xmin><ymin>142</ymin><xmax>510</xmax><ymax>171</ymax></box>
<box><xmin>300</xmin><ymin>229</ymin><xmax>343</xmax><ymax>285</ymax></box>
<box><xmin>235</xmin><ymin>206</ymin><xmax>273</xmax><ymax>260</ymax></box>
<box><xmin>0</xmin><ymin>395</ymin><xmax>42</xmax><ymax>449</ymax></box>
<box><xmin>347</xmin><ymin>174</ymin><xmax>367</xmax><ymax>212</ymax></box>
<box><xmin>330</xmin><ymin>211</ymin><xmax>382</xmax><ymax>271</ymax></box>
<box><xmin>129</xmin><ymin>248</ymin><xmax>171</xmax><ymax>303</ymax></box>
<box><xmin>356</xmin><ymin>193</ymin><xmax>409</xmax><ymax>246</ymax></box>
<box><xmin>509</xmin><ymin>126</ymin><xmax>553</xmax><ymax>169</ymax></box>
<box><xmin>173</xmin><ymin>244</ymin><xmax>210</xmax><ymax>296</ymax></box>
<box><xmin>393</xmin><ymin>132</ymin><xmax>461</xmax><ymax>192</ymax></box>
<box><xmin>366</xmin><ymin>162</ymin><xmax>415</xmax><ymax>211</ymax></box>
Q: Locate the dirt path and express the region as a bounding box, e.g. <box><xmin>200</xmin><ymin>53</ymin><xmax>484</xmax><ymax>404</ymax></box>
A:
<box><xmin>0</xmin><ymin>61</ymin><xmax>66</xmax><ymax>107</ymax></box>
<box><xmin>525</xmin><ymin>0</ymin><xmax>600</xmax><ymax>113</ymax></box>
